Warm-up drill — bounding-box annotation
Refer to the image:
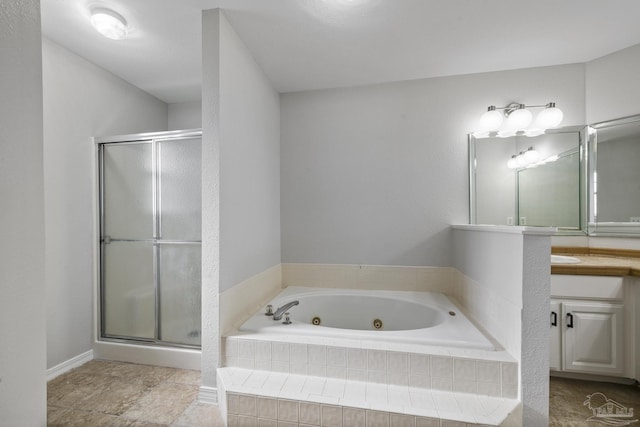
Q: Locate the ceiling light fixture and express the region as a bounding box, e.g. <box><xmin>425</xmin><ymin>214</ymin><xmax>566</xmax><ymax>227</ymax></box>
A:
<box><xmin>476</xmin><ymin>102</ymin><xmax>563</xmax><ymax>137</ymax></box>
<box><xmin>90</xmin><ymin>8</ymin><xmax>128</xmax><ymax>40</ymax></box>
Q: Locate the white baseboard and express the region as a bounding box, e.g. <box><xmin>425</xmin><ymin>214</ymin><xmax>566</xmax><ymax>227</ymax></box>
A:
<box><xmin>47</xmin><ymin>350</ymin><xmax>94</xmax><ymax>381</ymax></box>
<box><xmin>93</xmin><ymin>341</ymin><xmax>201</xmax><ymax>370</ymax></box>
<box><xmin>198</xmin><ymin>386</ymin><xmax>218</xmax><ymax>404</ymax></box>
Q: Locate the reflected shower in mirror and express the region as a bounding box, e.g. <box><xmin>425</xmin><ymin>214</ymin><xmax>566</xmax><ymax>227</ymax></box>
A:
<box><xmin>469</xmin><ymin>126</ymin><xmax>586</xmax><ymax>232</ymax></box>
<box><xmin>590</xmin><ymin>115</ymin><xmax>640</xmax><ymax>235</ymax></box>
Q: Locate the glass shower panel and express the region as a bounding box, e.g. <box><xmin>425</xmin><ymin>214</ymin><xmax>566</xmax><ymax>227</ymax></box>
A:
<box><xmin>158</xmin><ymin>138</ymin><xmax>202</xmax><ymax>241</ymax></box>
<box><xmin>158</xmin><ymin>244</ymin><xmax>202</xmax><ymax>346</ymax></box>
<box><xmin>103</xmin><ymin>143</ymin><xmax>153</xmax><ymax>239</ymax></box>
<box><xmin>103</xmin><ymin>241</ymin><xmax>155</xmax><ymax>339</ymax></box>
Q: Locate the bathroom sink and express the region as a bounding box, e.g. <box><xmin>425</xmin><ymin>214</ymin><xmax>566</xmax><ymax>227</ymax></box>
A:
<box><xmin>551</xmin><ymin>255</ymin><xmax>581</xmax><ymax>264</ymax></box>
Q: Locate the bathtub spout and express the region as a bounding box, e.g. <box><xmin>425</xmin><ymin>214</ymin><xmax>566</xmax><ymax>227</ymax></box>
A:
<box><xmin>273</xmin><ymin>300</ymin><xmax>299</xmax><ymax>321</ymax></box>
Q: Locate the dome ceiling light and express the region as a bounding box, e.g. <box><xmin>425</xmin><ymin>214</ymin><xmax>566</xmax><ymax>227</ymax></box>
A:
<box><xmin>90</xmin><ymin>8</ymin><xmax>128</xmax><ymax>40</ymax></box>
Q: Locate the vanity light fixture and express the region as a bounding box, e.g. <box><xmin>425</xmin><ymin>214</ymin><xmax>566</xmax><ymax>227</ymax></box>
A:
<box><xmin>476</xmin><ymin>102</ymin><xmax>563</xmax><ymax>137</ymax></box>
<box><xmin>90</xmin><ymin>8</ymin><xmax>128</xmax><ymax>40</ymax></box>
<box><xmin>506</xmin><ymin>147</ymin><xmax>562</xmax><ymax>170</ymax></box>
<box><xmin>507</xmin><ymin>147</ymin><xmax>540</xmax><ymax>169</ymax></box>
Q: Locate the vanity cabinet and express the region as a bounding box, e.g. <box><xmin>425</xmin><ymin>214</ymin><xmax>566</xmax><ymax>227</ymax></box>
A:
<box><xmin>551</xmin><ymin>300</ymin><xmax>624</xmax><ymax>375</ymax></box>
<box><xmin>550</xmin><ymin>275</ymin><xmax>628</xmax><ymax>377</ymax></box>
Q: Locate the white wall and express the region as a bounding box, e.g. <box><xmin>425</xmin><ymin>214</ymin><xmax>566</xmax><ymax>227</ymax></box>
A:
<box><xmin>586</xmin><ymin>43</ymin><xmax>640</xmax><ymax>123</ymax></box>
<box><xmin>168</xmin><ymin>101</ymin><xmax>202</xmax><ymax>130</ymax></box>
<box><xmin>42</xmin><ymin>38</ymin><xmax>168</xmax><ymax>370</ymax></box>
<box><xmin>201</xmin><ymin>7</ymin><xmax>281</xmax><ymax>396</ymax></box>
<box><xmin>0</xmin><ymin>0</ymin><xmax>47</xmax><ymax>425</ymax></box>
<box><xmin>217</xmin><ymin>14</ymin><xmax>281</xmax><ymax>293</ymax></box>
<box><xmin>452</xmin><ymin>226</ymin><xmax>551</xmax><ymax>426</ymax></box>
<box><xmin>281</xmin><ymin>64</ymin><xmax>585</xmax><ymax>266</ymax></box>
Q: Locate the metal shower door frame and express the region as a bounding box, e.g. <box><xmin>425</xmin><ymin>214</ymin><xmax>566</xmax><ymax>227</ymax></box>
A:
<box><xmin>96</xmin><ymin>129</ymin><xmax>202</xmax><ymax>349</ymax></box>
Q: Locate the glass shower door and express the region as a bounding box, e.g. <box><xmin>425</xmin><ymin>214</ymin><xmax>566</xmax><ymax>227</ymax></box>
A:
<box><xmin>157</xmin><ymin>137</ymin><xmax>202</xmax><ymax>346</ymax></box>
<box><xmin>99</xmin><ymin>132</ymin><xmax>202</xmax><ymax>347</ymax></box>
<box><xmin>102</xmin><ymin>142</ymin><xmax>155</xmax><ymax>340</ymax></box>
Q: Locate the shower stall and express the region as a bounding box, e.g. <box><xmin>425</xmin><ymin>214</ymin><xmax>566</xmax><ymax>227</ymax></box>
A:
<box><xmin>96</xmin><ymin>129</ymin><xmax>202</xmax><ymax>349</ymax></box>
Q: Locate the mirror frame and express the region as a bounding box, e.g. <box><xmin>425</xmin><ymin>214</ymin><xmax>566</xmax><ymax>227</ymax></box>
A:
<box><xmin>469</xmin><ymin>125</ymin><xmax>590</xmax><ymax>235</ymax></box>
<box><xmin>588</xmin><ymin>114</ymin><xmax>640</xmax><ymax>236</ymax></box>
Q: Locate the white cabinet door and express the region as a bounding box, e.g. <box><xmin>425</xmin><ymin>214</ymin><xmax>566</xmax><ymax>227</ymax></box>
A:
<box><xmin>550</xmin><ymin>300</ymin><xmax>562</xmax><ymax>371</ymax></box>
<box><xmin>563</xmin><ymin>302</ymin><xmax>624</xmax><ymax>375</ymax></box>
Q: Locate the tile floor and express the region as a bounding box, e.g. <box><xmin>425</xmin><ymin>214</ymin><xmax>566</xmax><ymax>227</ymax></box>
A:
<box><xmin>550</xmin><ymin>376</ymin><xmax>640</xmax><ymax>426</ymax></box>
<box><xmin>47</xmin><ymin>360</ymin><xmax>223</xmax><ymax>426</ymax></box>
<box><xmin>48</xmin><ymin>360</ymin><xmax>640</xmax><ymax>426</ymax></box>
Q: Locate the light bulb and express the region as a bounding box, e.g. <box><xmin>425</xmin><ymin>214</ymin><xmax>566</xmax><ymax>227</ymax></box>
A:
<box><xmin>497</xmin><ymin>129</ymin><xmax>516</xmax><ymax>138</ymax></box>
<box><xmin>506</xmin><ymin>106</ymin><xmax>533</xmax><ymax>130</ymax></box>
<box><xmin>535</xmin><ymin>103</ymin><xmax>563</xmax><ymax>128</ymax></box>
<box><xmin>523</xmin><ymin>147</ymin><xmax>539</xmax><ymax>163</ymax></box>
<box><xmin>478</xmin><ymin>106</ymin><xmax>504</xmax><ymax>132</ymax></box>
<box><xmin>507</xmin><ymin>155</ymin><xmax>519</xmax><ymax>169</ymax></box>
<box><xmin>480</xmin><ymin>110</ymin><xmax>504</xmax><ymax>131</ymax></box>
<box><xmin>525</xmin><ymin>128</ymin><xmax>545</xmax><ymax>137</ymax></box>
<box><xmin>91</xmin><ymin>8</ymin><xmax>128</xmax><ymax>40</ymax></box>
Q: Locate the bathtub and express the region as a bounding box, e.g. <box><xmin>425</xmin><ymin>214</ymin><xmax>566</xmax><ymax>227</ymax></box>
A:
<box><xmin>237</xmin><ymin>287</ymin><xmax>495</xmax><ymax>350</ymax></box>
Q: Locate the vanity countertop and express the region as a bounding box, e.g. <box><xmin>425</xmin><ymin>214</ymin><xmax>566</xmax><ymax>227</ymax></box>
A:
<box><xmin>551</xmin><ymin>247</ymin><xmax>640</xmax><ymax>277</ymax></box>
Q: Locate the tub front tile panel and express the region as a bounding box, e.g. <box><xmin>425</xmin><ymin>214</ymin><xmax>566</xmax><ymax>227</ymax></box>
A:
<box><xmin>278</xmin><ymin>399</ymin><xmax>299</xmax><ymax>423</ymax></box>
<box><xmin>299</xmin><ymin>401</ymin><xmax>321</xmax><ymax>425</ymax></box>
<box><xmin>327</xmin><ymin>347</ymin><xmax>346</xmax><ymax>367</ymax></box>
<box><xmin>321</xmin><ymin>404</ymin><xmax>343</xmax><ymax>427</ymax></box>
<box><xmin>272</xmin><ymin>342</ymin><xmax>290</xmax><ymax>362</ymax></box>
<box><xmin>343</xmin><ymin>407</ymin><xmax>366</xmax><ymax>427</ymax></box>
<box><xmin>347</xmin><ymin>348</ymin><xmax>368</xmax><ymax>370</ymax></box>
<box><xmin>257</xmin><ymin>397</ymin><xmax>278</xmax><ymax>420</ymax></box>
<box><xmin>326</xmin><ymin>365</ymin><xmax>346</xmax><ymax>379</ymax></box>
<box><xmin>390</xmin><ymin>413</ymin><xmax>415</xmax><ymax>427</ymax></box>
<box><xmin>223</xmin><ymin>337</ymin><xmax>517</xmax><ymax>398</ymax></box>
<box><xmin>367</xmin><ymin>409</ymin><xmax>390</xmax><ymax>427</ymax></box>
<box><xmin>224</xmin><ymin>387</ymin><xmax>515</xmax><ymax>427</ymax></box>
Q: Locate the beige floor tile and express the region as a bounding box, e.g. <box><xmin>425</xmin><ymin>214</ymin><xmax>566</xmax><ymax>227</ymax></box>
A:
<box><xmin>75</xmin><ymin>359</ymin><xmax>122</xmax><ymax>376</ymax></box>
<box><xmin>74</xmin><ymin>378</ymin><xmax>151</xmax><ymax>415</ymax></box>
<box><xmin>110</xmin><ymin>363</ymin><xmax>179</xmax><ymax>387</ymax></box>
<box><xmin>46</xmin><ymin>408</ymin><xmax>118</xmax><ymax>427</ymax></box>
<box><xmin>121</xmin><ymin>382</ymin><xmax>199</xmax><ymax>424</ymax></box>
<box><xmin>171</xmin><ymin>401</ymin><xmax>224</xmax><ymax>427</ymax></box>
<box><xmin>549</xmin><ymin>377</ymin><xmax>640</xmax><ymax>426</ymax></box>
<box><xmin>168</xmin><ymin>369</ymin><xmax>202</xmax><ymax>386</ymax></box>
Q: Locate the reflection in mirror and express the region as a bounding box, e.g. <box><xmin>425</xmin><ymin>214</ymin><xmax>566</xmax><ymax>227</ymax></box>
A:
<box><xmin>590</xmin><ymin>115</ymin><xmax>640</xmax><ymax>235</ymax></box>
<box><xmin>470</xmin><ymin>126</ymin><xmax>586</xmax><ymax>233</ymax></box>
<box><xmin>518</xmin><ymin>149</ymin><xmax>579</xmax><ymax>228</ymax></box>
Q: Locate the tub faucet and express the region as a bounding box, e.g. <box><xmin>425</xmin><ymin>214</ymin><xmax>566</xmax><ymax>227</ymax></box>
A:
<box><xmin>273</xmin><ymin>300</ymin><xmax>299</xmax><ymax>321</ymax></box>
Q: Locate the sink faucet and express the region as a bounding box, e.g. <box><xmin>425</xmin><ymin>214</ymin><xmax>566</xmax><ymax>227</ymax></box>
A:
<box><xmin>272</xmin><ymin>300</ymin><xmax>299</xmax><ymax>321</ymax></box>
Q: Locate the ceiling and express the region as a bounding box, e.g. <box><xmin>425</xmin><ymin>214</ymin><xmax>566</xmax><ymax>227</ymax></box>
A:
<box><xmin>41</xmin><ymin>0</ymin><xmax>640</xmax><ymax>104</ymax></box>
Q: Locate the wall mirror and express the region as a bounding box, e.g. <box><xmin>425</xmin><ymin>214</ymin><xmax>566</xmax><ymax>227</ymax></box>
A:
<box><xmin>469</xmin><ymin>126</ymin><xmax>588</xmax><ymax>233</ymax></box>
<box><xmin>589</xmin><ymin>115</ymin><xmax>640</xmax><ymax>236</ymax></box>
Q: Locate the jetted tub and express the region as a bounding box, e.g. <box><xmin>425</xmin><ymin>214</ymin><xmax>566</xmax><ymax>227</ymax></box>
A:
<box><xmin>238</xmin><ymin>287</ymin><xmax>495</xmax><ymax>350</ymax></box>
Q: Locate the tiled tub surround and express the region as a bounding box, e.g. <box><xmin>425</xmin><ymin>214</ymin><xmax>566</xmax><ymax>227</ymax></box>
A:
<box><xmin>217</xmin><ymin>368</ymin><xmax>521</xmax><ymax>426</ymax></box>
<box><xmin>218</xmin><ymin>263</ymin><xmax>521</xmax><ymax>425</ymax></box>
<box><xmin>223</xmin><ymin>338</ymin><xmax>517</xmax><ymax>398</ymax></box>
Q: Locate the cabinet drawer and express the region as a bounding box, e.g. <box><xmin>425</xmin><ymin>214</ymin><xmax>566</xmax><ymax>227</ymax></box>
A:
<box><xmin>551</xmin><ymin>275</ymin><xmax>623</xmax><ymax>300</ymax></box>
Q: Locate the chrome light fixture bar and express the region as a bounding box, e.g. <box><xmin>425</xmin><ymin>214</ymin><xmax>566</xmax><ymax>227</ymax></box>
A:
<box><xmin>476</xmin><ymin>102</ymin><xmax>563</xmax><ymax>138</ymax></box>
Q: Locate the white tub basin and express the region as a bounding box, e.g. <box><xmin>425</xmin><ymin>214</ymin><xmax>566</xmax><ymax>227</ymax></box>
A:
<box><xmin>551</xmin><ymin>255</ymin><xmax>581</xmax><ymax>264</ymax></box>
